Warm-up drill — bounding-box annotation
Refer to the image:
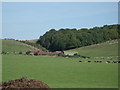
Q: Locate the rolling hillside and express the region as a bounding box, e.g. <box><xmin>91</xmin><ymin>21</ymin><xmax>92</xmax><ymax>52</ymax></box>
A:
<box><xmin>20</xmin><ymin>39</ymin><xmax>47</xmax><ymax>52</ymax></box>
<box><xmin>2</xmin><ymin>39</ymin><xmax>40</xmax><ymax>53</ymax></box>
<box><xmin>67</xmin><ymin>40</ymin><xmax>118</xmax><ymax>58</ymax></box>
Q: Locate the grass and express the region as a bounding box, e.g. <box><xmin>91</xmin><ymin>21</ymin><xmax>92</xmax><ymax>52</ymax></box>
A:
<box><xmin>2</xmin><ymin>55</ymin><xmax>118</xmax><ymax>88</ymax></box>
<box><xmin>68</xmin><ymin>40</ymin><xmax>118</xmax><ymax>57</ymax></box>
<box><xmin>2</xmin><ymin>39</ymin><xmax>38</xmax><ymax>53</ymax></box>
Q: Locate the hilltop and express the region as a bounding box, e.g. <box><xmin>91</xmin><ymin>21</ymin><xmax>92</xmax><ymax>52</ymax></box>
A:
<box><xmin>25</xmin><ymin>39</ymin><xmax>38</xmax><ymax>43</ymax></box>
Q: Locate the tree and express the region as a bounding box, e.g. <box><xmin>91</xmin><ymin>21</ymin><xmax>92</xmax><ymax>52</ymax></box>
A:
<box><xmin>37</xmin><ymin>24</ymin><xmax>119</xmax><ymax>51</ymax></box>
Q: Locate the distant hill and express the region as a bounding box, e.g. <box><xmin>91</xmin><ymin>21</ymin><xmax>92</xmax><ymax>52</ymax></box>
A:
<box><xmin>25</xmin><ymin>39</ymin><xmax>38</xmax><ymax>43</ymax></box>
<box><xmin>2</xmin><ymin>39</ymin><xmax>40</xmax><ymax>54</ymax></box>
<box><xmin>67</xmin><ymin>40</ymin><xmax>118</xmax><ymax>58</ymax></box>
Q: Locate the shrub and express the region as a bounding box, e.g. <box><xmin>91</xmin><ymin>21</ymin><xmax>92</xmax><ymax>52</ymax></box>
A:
<box><xmin>19</xmin><ymin>52</ymin><xmax>23</xmax><ymax>54</ymax></box>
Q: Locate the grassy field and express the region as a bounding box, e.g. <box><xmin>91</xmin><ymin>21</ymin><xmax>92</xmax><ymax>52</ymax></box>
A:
<box><xmin>2</xmin><ymin>39</ymin><xmax>38</xmax><ymax>53</ymax></box>
<box><xmin>68</xmin><ymin>40</ymin><xmax>118</xmax><ymax>58</ymax></box>
<box><xmin>2</xmin><ymin>55</ymin><xmax>118</xmax><ymax>88</ymax></box>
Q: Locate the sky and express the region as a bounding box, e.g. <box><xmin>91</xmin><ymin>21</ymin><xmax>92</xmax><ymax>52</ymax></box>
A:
<box><xmin>2</xmin><ymin>2</ymin><xmax>118</xmax><ymax>40</ymax></box>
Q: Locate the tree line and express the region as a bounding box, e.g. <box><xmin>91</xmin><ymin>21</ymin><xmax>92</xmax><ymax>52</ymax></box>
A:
<box><xmin>37</xmin><ymin>24</ymin><xmax>120</xmax><ymax>51</ymax></box>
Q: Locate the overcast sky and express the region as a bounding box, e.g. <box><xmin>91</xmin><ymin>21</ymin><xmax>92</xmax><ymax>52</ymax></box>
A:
<box><xmin>2</xmin><ymin>2</ymin><xmax>118</xmax><ymax>40</ymax></box>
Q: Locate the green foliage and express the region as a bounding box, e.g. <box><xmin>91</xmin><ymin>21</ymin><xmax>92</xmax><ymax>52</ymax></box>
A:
<box><xmin>2</xmin><ymin>51</ymin><xmax>7</xmax><ymax>54</ymax></box>
<box><xmin>74</xmin><ymin>53</ymin><xmax>78</xmax><ymax>56</ymax></box>
<box><xmin>37</xmin><ymin>24</ymin><xmax>119</xmax><ymax>51</ymax></box>
<box><xmin>19</xmin><ymin>51</ymin><xmax>23</xmax><ymax>54</ymax></box>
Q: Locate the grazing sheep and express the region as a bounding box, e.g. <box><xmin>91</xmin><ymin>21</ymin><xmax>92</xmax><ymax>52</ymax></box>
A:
<box><xmin>87</xmin><ymin>61</ymin><xmax>91</xmax><ymax>63</ymax></box>
<box><xmin>94</xmin><ymin>61</ymin><xmax>97</xmax><ymax>63</ymax></box>
<box><xmin>99</xmin><ymin>61</ymin><xmax>102</xmax><ymax>63</ymax></box>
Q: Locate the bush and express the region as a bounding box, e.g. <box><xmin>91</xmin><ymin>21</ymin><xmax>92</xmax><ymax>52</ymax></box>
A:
<box><xmin>19</xmin><ymin>52</ymin><xmax>23</xmax><ymax>54</ymax></box>
<box><xmin>74</xmin><ymin>53</ymin><xmax>78</xmax><ymax>56</ymax></box>
<box><xmin>2</xmin><ymin>51</ymin><xmax>7</xmax><ymax>54</ymax></box>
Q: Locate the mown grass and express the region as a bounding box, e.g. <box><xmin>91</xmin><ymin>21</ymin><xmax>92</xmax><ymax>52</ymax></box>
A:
<box><xmin>69</xmin><ymin>40</ymin><xmax>118</xmax><ymax>57</ymax></box>
<box><xmin>2</xmin><ymin>55</ymin><xmax>118</xmax><ymax>88</ymax></box>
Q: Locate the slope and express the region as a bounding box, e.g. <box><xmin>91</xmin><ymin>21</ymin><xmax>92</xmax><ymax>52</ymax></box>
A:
<box><xmin>2</xmin><ymin>39</ymin><xmax>39</xmax><ymax>53</ymax></box>
<box><xmin>67</xmin><ymin>40</ymin><xmax>118</xmax><ymax>58</ymax></box>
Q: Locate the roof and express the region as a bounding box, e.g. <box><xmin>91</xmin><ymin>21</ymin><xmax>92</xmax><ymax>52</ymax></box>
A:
<box><xmin>26</xmin><ymin>50</ymin><xmax>63</xmax><ymax>55</ymax></box>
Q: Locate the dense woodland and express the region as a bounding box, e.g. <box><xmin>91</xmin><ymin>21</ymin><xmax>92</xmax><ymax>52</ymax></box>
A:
<box><xmin>37</xmin><ymin>24</ymin><xmax>120</xmax><ymax>51</ymax></box>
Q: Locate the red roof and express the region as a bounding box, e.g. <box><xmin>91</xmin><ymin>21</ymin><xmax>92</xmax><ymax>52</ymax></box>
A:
<box><xmin>26</xmin><ymin>50</ymin><xmax>63</xmax><ymax>56</ymax></box>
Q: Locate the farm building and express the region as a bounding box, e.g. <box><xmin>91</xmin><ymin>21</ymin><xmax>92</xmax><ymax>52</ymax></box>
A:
<box><xmin>26</xmin><ymin>50</ymin><xmax>64</xmax><ymax>56</ymax></box>
<box><xmin>64</xmin><ymin>51</ymin><xmax>78</xmax><ymax>56</ymax></box>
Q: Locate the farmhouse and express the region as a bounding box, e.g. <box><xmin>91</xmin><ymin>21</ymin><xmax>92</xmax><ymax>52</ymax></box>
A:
<box><xmin>26</xmin><ymin>50</ymin><xmax>64</xmax><ymax>56</ymax></box>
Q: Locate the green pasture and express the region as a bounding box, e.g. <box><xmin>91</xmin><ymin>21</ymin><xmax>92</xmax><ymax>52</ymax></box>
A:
<box><xmin>2</xmin><ymin>55</ymin><xmax>118</xmax><ymax>88</ymax></box>
<box><xmin>2</xmin><ymin>39</ymin><xmax>37</xmax><ymax>53</ymax></box>
<box><xmin>69</xmin><ymin>41</ymin><xmax>118</xmax><ymax>58</ymax></box>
